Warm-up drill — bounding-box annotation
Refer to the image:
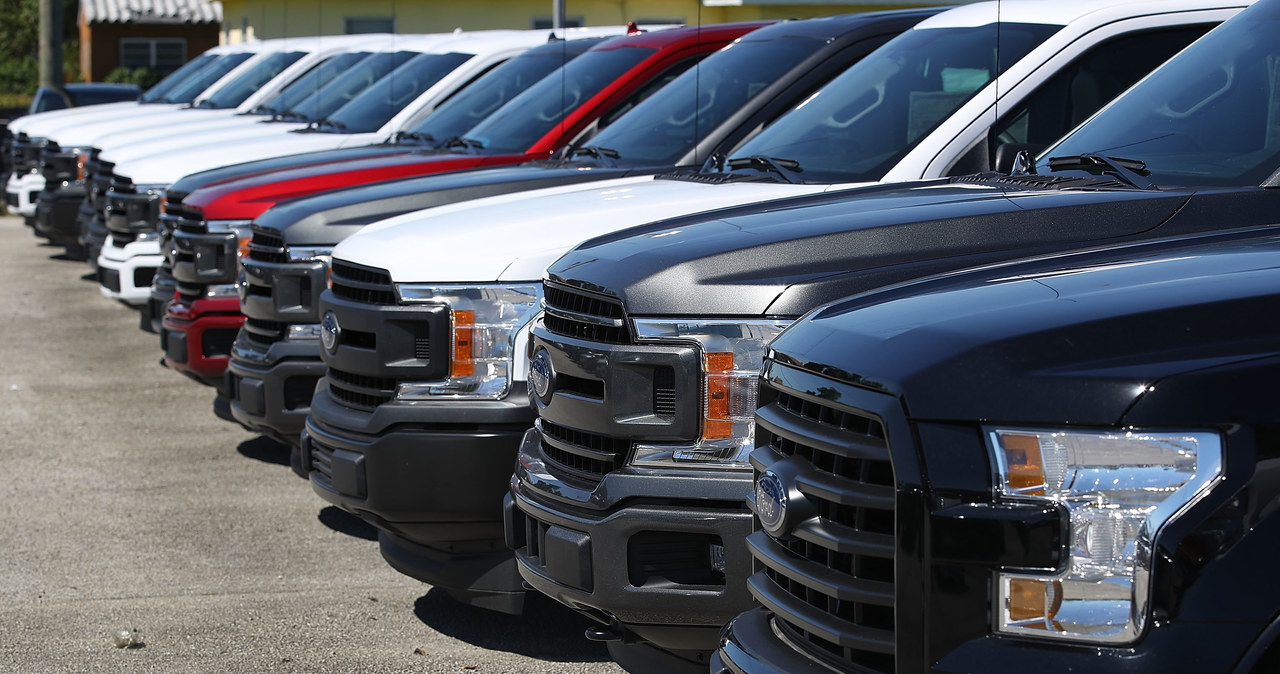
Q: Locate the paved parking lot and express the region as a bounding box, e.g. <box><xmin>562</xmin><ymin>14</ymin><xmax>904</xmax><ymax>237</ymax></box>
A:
<box><xmin>0</xmin><ymin>215</ymin><xmax>624</xmax><ymax>673</ymax></box>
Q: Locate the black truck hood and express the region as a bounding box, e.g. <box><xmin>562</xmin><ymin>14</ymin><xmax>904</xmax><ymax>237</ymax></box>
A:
<box><xmin>254</xmin><ymin>164</ymin><xmax>659</xmax><ymax>245</ymax></box>
<box><xmin>550</xmin><ymin>176</ymin><xmax>1254</xmax><ymax>317</ymax></box>
<box><xmin>767</xmin><ymin>226</ymin><xmax>1280</xmax><ymax>425</ymax></box>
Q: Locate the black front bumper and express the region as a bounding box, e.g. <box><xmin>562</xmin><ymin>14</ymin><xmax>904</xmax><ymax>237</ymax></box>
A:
<box><xmin>506</xmin><ymin>426</ymin><xmax>755</xmax><ymax>653</ymax></box>
<box><xmin>226</xmin><ymin>332</ymin><xmax>325</xmax><ymax>448</ymax></box>
<box><xmin>34</xmin><ymin>183</ymin><xmax>85</xmax><ymax>247</ymax></box>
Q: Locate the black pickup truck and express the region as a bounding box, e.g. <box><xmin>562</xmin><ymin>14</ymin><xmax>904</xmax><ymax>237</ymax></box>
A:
<box><xmin>714</xmin><ymin>223</ymin><xmax>1280</xmax><ymax>674</ymax></box>
<box><xmin>506</xmin><ymin>1</ymin><xmax>1280</xmax><ymax>669</ymax></box>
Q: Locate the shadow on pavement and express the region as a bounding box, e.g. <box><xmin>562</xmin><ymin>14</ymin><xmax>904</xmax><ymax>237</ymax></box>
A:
<box><xmin>317</xmin><ymin>505</ymin><xmax>379</xmax><ymax>541</ymax></box>
<box><xmin>235</xmin><ymin>435</ymin><xmax>291</xmax><ymax>466</ymax></box>
<box><xmin>413</xmin><ymin>588</ymin><xmax>614</xmax><ymax>663</ymax></box>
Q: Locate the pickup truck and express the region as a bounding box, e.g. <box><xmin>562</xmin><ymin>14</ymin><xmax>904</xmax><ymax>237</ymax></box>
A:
<box><xmin>224</xmin><ymin>11</ymin><xmax>936</xmax><ymax>455</ymax></box>
<box><xmin>155</xmin><ymin>24</ymin><xmax>762</xmax><ymax>390</ymax></box>
<box><xmin>714</xmin><ymin>224</ymin><xmax>1280</xmax><ymax>674</ymax></box>
<box><xmin>5</xmin><ymin>42</ymin><xmax>263</xmax><ymax>223</ymax></box>
<box><xmin>307</xmin><ymin>2</ymin><xmax>1245</xmax><ymax>666</ymax></box>
<box><xmin>506</xmin><ymin>0</ymin><xmax>1275</xmax><ymax>669</ymax></box>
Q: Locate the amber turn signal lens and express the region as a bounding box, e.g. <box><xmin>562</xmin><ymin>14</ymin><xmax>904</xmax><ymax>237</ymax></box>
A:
<box><xmin>1001</xmin><ymin>433</ymin><xmax>1047</xmax><ymax>495</ymax></box>
<box><xmin>451</xmin><ymin>309</ymin><xmax>476</xmax><ymax>377</ymax></box>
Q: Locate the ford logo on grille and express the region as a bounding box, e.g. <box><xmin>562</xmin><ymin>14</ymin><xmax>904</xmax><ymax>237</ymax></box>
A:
<box><xmin>755</xmin><ymin>471</ymin><xmax>787</xmax><ymax>535</ymax></box>
<box><xmin>529</xmin><ymin>348</ymin><xmax>553</xmax><ymax>399</ymax></box>
<box><xmin>320</xmin><ymin>311</ymin><xmax>341</xmax><ymax>354</ymax></box>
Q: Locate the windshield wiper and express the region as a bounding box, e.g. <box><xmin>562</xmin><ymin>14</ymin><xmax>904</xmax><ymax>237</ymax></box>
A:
<box><xmin>277</xmin><ymin>110</ymin><xmax>309</xmax><ymax>122</ymax></box>
<box><xmin>253</xmin><ymin>105</ymin><xmax>278</xmax><ymax>116</ymax></box>
<box><xmin>444</xmin><ymin>137</ymin><xmax>484</xmax><ymax>152</ymax></box>
<box><xmin>725</xmin><ymin>155</ymin><xmax>803</xmax><ymax>184</ymax></box>
<box><xmin>570</xmin><ymin>146</ymin><xmax>621</xmax><ymax>161</ymax></box>
<box><xmin>314</xmin><ymin>117</ymin><xmax>347</xmax><ymax>132</ymax></box>
<box><xmin>395</xmin><ymin>131</ymin><xmax>436</xmax><ymax>145</ymax></box>
<box><xmin>1045</xmin><ymin>153</ymin><xmax>1156</xmax><ymax>190</ymax></box>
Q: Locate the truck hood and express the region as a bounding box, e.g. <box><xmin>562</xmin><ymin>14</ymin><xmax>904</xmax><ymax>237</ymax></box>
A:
<box><xmin>335</xmin><ymin>176</ymin><xmax>837</xmax><ymax>282</ymax></box>
<box><xmin>11</xmin><ymin>102</ymin><xmax>180</xmax><ymax>137</ymax></box>
<box><xmin>166</xmin><ymin>145</ymin><xmax>413</xmax><ymax>198</ymax></box>
<box><xmin>90</xmin><ymin>111</ymin><xmax>271</xmax><ymax>151</ymax></box>
<box><xmin>53</xmin><ymin>108</ymin><xmax>242</xmax><ymax>148</ymax></box>
<box><xmin>256</xmin><ymin>163</ymin><xmax>651</xmax><ymax>246</ymax></box>
<box><xmin>768</xmin><ymin>225</ymin><xmax>1280</xmax><ymax>426</ymax></box>
<box><xmin>184</xmin><ymin>150</ymin><xmax>515</xmax><ymax>221</ymax></box>
<box><xmin>100</xmin><ymin>121</ymin><xmax>312</xmax><ymax>166</ymax></box>
<box><xmin>548</xmin><ymin>178</ymin><xmax>1215</xmax><ymax>317</ymax></box>
<box><xmin>106</xmin><ymin>130</ymin><xmax>384</xmax><ymax>186</ymax></box>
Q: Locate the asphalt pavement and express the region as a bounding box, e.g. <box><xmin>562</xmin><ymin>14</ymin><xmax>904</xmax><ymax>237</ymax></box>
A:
<box><xmin>0</xmin><ymin>214</ymin><xmax>624</xmax><ymax>673</ymax></box>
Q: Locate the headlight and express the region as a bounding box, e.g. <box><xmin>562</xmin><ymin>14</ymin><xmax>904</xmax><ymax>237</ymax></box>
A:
<box><xmin>988</xmin><ymin>428</ymin><xmax>1222</xmax><ymax>644</ymax></box>
<box><xmin>631</xmin><ymin>319</ymin><xmax>791</xmax><ymax>470</ymax></box>
<box><xmin>394</xmin><ymin>283</ymin><xmax>542</xmax><ymax>399</ymax></box>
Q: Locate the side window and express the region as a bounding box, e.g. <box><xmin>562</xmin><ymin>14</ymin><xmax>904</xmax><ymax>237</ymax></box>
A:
<box><xmin>595</xmin><ymin>57</ymin><xmax>699</xmax><ymax>129</ymax></box>
<box><xmin>957</xmin><ymin>24</ymin><xmax>1216</xmax><ymax>174</ymax></box>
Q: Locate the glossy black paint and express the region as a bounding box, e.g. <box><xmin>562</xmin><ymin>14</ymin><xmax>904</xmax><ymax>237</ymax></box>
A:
<box><xmin>728</xmin><ymin>226</ymin><xmax>1280</xmax><ymax>672</ymax></box>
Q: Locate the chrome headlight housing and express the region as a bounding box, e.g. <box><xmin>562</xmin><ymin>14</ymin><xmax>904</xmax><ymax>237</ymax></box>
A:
<box><xmin>394</xmin><ymin>283</ymin><xmax>542</xmax><ymax>399</ymax></box>
<box><xmin>988</xmin><ymin>428</ymin><xmax>1222</xmax><ymax>644</ymax></box>
<box><xmin>285</xmin><ymin>245</ymin><xmax>334</xmax><ymax>264</ymax></box>
<box><xmin>630</xmin><ymin>318</ymin><xmax>791</xmax><ymax>470</ymax></box>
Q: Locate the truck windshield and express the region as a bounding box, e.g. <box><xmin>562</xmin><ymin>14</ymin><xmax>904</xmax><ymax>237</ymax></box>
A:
<box><xmin>139</xmin><ymin>52</ymin><xmax>220</xmax><ymax>103</ymax></box>
<box><xmin>319</xmin><ymin>52</ymin><xmax>474</xmax><ymax>133</ymax></box>
<box><xmin>281</xmin><ymin>50</ymin><xmax>417</xmax><ymax>122</ymax></box>
<box><xmin>582</xmin><ymin>35</ymin><xmax>830</xmax><ymax>165</ymax></box>
<box><xmin>154</xmin><ymin>52</ymin><xmax>254</xmax><ymax>104</ymax></box>
<box><xmin>253</xmin><ymin>51</ymin><xmax>371</xmax><ymax>116</ymax></box>
<box><xmin>198</xmin><ymin>51</ymin><xmax>307</xmax><ymax>109</ymax></box>
<box><xmin>1043</xmin><ymin>2</ymin><xmax>1280</xmax><ymax>187</ymax></box>
<box><xmin>726</xmin><ymin>21</ymin><xmax>1058</xmax><ymax>183</ymax></box>
<box><xmin>402</xmin><ymin>41</ymin><xmax>600</xmax><ymax>147</ymax></box>
<box><xmin>461</xmin><ymin>45</ymin><xmax>656</xmax><ymax>153</ymax></box>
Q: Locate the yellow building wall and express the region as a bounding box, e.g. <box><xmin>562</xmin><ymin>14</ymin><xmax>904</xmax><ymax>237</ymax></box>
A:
<box><xmin>219</xmin><ymin>0</ymin><xmax>945</xmax><ymax>43</ymax></box>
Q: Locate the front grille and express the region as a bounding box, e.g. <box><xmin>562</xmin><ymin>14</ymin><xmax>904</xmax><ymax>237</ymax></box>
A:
<box><xmin>330</xmin><ymin>260</ymin><xmax>395</xmax><ymax>306</ymax></box>
<box><xmin>327</xmin><ymin>367</ymin><xmax>395</xmax><ymax>410</ymax></box>
<box><xmin>750</xmin><ymin>372</ymin><xmax>897</xmax><ymax>673</ymax></box>
<box><xmin>310</xmin><ymin>436</ymin><xmax>335</xmax><ymax>487</ymax></box>
<box><xmin>283</xmin><ymin>375</ymin><xmax>320</xmax><ymax>411</ymax></box>
<box><xmin>542</xmin><ymin>281</ymin><xmax>629</xmax><ymax>344</ymax></box>
<box><xmin>243</xmin><ymin>317</ymin><xmax>287</xmax><ymax>347</ymax></box>
<box><xmin>201</xmin><ymin>328</ymin><xmax>238</xmax><ymax>358</ymax></box>
<box><xmin>537</xmin><ymin>419</ymin><xmax>630</xmax><ymax>484</ymax></box>
<box><xmin>248</xmin><ymin>226</ymin><xmax>287</xmax><ymax>263</ymax></box>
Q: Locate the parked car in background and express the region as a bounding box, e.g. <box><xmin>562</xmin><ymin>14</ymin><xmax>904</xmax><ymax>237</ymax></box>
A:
<box><xmin>506</xmin><ymin>0</ymin><xmax>1272</xmax><ymax>669</ymax></box>
<box><xmin>27</xmin><ymin>83</ymin><xmax>142</xmax><ymax>114</ymax></box>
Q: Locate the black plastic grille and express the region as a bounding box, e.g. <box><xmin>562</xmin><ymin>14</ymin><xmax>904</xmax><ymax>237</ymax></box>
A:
<box><xmin>242</xmin><ymin>317</ymin><xmax>286</xmax><ymax>347</ymax></box>
<box><xmin>542</xmin><ymin>281</ymin><xmax>629</xmax><ymax>344</ymax></box>
<box><xmin>327</xmin><ymin>367</ymin><xmax>395</xmax><ymax>410</ymax></box>
<box><xmin>627</xmin><ymin>531</ymin><xmax>725</xmax><ymax>587</ymax></box>
<box><xmin>537</xmin><ymin>419</ymin><xmax>630</xmax><ymax>484</ymax></box>
<box><xmin>309</xmin><ymin>436</ymin><xmax>334</xmax><ymax>486</ymax></box>
<box><xmin>652</xmin><ymin>366</ymin><xmax>676</xmax><ymax>418</ymax></box>
<box><xmin>201</xmin><ymin>328</ymin><xmax>238</xmax><ymax>358</ymax></box>
<box><xmin>330</xmin><ymin>260</ymin><xmax>395</xmax><ymax>306</ymax></box>
<box><xmin>750</xmin><ymin>372</ymin><xmax>897</xmax><ymax>673</ymax></box>
<box><xmin>248</xmin><ymin>226</ymin><xmax>287</xmax><ymax>263</ymax></box>
<box><xmin>283</xmin><ymin>375</ymin><xmax>320</xmax><ymax>411</ymax></box>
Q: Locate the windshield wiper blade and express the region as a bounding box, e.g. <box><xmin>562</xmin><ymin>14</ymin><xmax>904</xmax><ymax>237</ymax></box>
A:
<box><xmin>725</xmin><ymin>154</ymin><xmax>803</xmax><ymax>183</ymax></box>
<box><xmin>395</xmin><ymin>131</ymin><xmax>436</xmax><ymax>145</ymax></box>
<box><xmin>315</xmin><ymin>117</ymin><xmax>347</xmax><ymax>132</ymax></box>
<box><xmin>444</xmin><ymin>136</ymin><xmax>484</xmax><ymax>152</ymax></box>
<box><xmin>571</xmin><ymin>146</ymin><xmax>621</xmax><ymax>160</ymax></box>
<box><xmin>1045</xmin><ymin>153</ymin><xmax>1156</xmax><ymax>190</ymax></box>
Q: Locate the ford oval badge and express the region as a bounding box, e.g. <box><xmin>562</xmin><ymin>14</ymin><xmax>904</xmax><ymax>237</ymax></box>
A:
<box><xmin>529</xmin><ymin>348</ymin><xmax>553</xmax><ymax>398</ymax></box>
<box><xmin>320</xmin><ymin>311</ymin><xmax>341</xmax><ymax>354</ymax></box>
<box><xmin>755</xmin><ymin>471</ymin><xmax>787</xmax><ymax>535</ymax></box>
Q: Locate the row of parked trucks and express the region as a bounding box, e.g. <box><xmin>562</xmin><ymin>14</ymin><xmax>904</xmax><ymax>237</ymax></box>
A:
<box><xmin>9</xmin><ymin>0</ymin><xmax>1280</xmax><ymax>671</ymax></box>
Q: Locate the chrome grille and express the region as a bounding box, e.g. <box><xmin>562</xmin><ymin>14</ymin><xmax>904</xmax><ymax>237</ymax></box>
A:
<box><xmin>542</xmin><ymin>280</ymin><xmax>629</xmax><ymax>344</ymax></box>
<box><xmin>748</xmin><ymin>370</ymin><xmax>897</xmax><ymax>673</ymax></box>
<box><xmin>330</xmin><ymin>260</ymin><xmax>395</xmax><ymax>306</ymax></box>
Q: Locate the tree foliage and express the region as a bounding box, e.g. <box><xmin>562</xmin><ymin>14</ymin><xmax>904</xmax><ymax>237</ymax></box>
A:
<box><xmin>0</xmin><ymin>0</ymin><xmax>81</xmax><ymax>95</ymax></box>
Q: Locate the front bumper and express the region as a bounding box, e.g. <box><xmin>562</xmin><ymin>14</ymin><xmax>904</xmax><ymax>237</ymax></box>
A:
<box><xmin>226</xmin><ymin>332</ymin><xmax>325</xmax><ymax>446</ymax></box>
<box><xmin>379</xmin><ymin>530</ymin><xmax>527</xmax><ymax>615</ymax></box>
<box><xmin>97</xmin><ymin>237</ymin><xmax>160</xmax><ymax>305</ymax></box>
<box><xmin>302</xmin><ymin>385</ymin><xmax>533</xmax><ymax>544</ymax></box>
<box><xmin>160</xmin><ymin>296</ymin><xmax>243</xmax><ymax>384</ymax></box>
<box><xmin>5</xmin><ymin>171</ymin><xmax>44</xmax><ymax>217</ymax></box>
<box><xmin>34</xmin><ymin>183</ymin><xmax>86</xmax><ymax>247</ymax></box>
<box><xmin>506</xmin><ymin>426</ymin><xmax>755</xmax><ymax>652</ymax></box>
<box><xmin>145</xmin><ymin>266</ymin><xmax>176</xmax><ymax>335</ymax></box>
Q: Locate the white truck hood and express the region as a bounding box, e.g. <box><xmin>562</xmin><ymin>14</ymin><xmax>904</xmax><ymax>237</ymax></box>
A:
<box><xmin>12</xmin><ymin>103</ymin><xmax>186</xmax><ymax>139</ymax></box>
<box><xmin>85</xmin><ymin>111</ymin><xmax>279</xmax><ymax>151</ymax></box>
<box><xmin>50</xmin><ymin>108</ymin><xmax>252</xmax><ymax>149</ymax></box>
<box><xmin>105</xmin><ymin>129</ymin><xmax>382</xmax><ymax>185</ymax></box>
<box><xmin>336</xmin><ymin>177</ymin><xmax>854</xmax><ymax>283</ymax></box>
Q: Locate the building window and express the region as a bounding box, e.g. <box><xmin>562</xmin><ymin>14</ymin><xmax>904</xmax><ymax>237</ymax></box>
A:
<box><xmin>344</xmin><ymin>16</ymin><xmax>396</xmax><ymax>34</ymax></box>
<box><xmin>532</xmin><ymin>16</ymin><xmax>585</xmax><ymax>29</ymax></box>
<box><xmin>120</xmin><ymin>38</ymin><xmax>187</xmax><ymax>75</ymax></box>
